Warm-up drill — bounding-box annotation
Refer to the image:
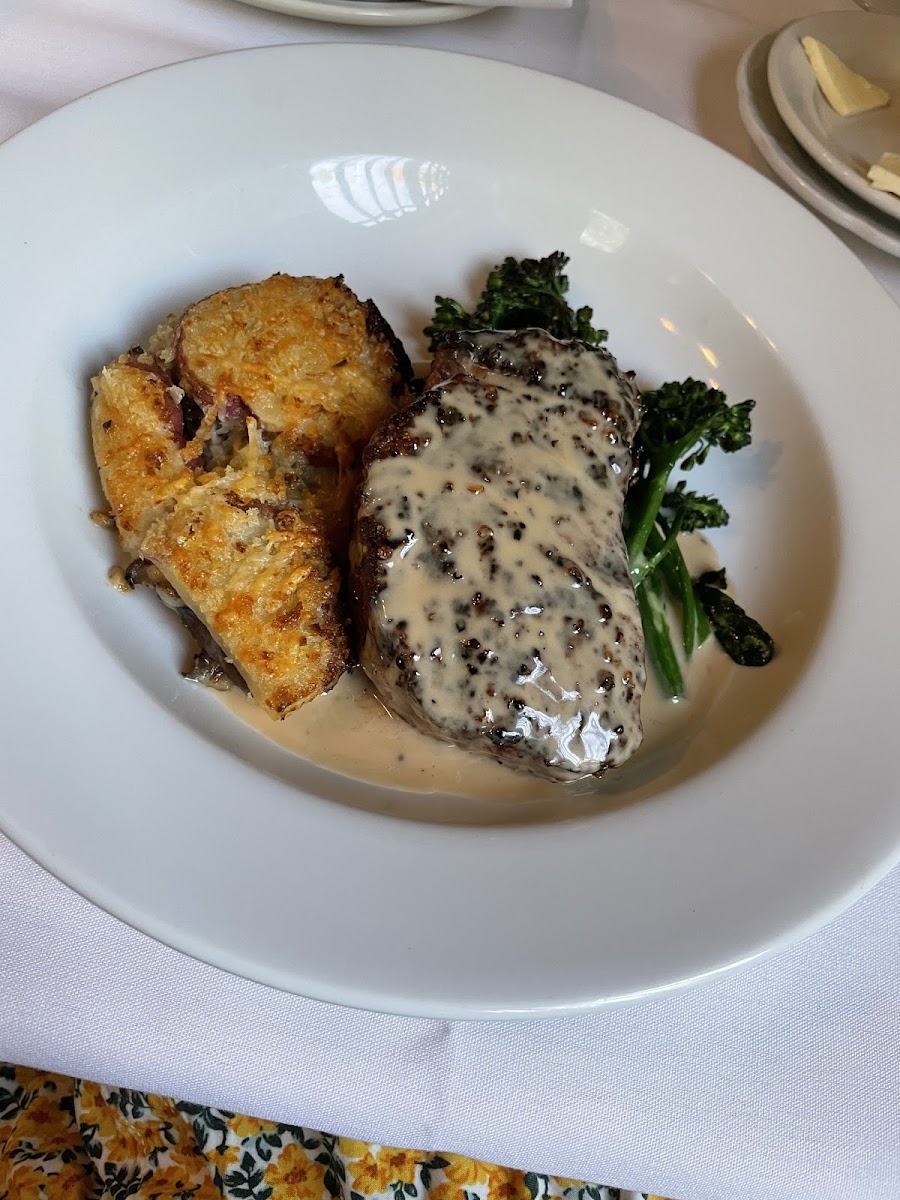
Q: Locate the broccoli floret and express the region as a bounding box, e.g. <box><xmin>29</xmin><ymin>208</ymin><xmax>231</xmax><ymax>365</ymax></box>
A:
<box><xmin>660</xmin><ymin>483</ymin><xmax>730</xmax><ymax>535</ymax></box>
<box><xmin>694</xmin><ymin>569</ymin><xmax>775</xmax><ymax>667</ymax></box>
<box><xmin>424</xmin><ymin>252</ymin><xmax>607</xmax><ymax>349</ymax></box>
<box><xmin>626</xmin><ymin>379</ymin><xmax>754</xmax><ymax>564</ymax></box>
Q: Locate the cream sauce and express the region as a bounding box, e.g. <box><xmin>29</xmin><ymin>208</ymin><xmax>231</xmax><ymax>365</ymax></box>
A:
<box><xmin>222</xmin><ymin>532</ymin><xmax>722</xmax><ymax>801</ymax></box>
<box><xmin>107</xmin><ymin>565</ymin><xmax>131</xmax><ymax>593</ymax></box>
<box><xmin>354</xmin><ymin>330</ymin><xmax>647</xmax><ymax>781</ymax></box>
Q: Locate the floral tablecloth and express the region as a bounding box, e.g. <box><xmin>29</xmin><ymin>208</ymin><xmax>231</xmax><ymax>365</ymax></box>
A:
<box><xmin>0</xmin><ymin>1068</ymin><xmax>663</xmax><ymax>1200</ymax></box>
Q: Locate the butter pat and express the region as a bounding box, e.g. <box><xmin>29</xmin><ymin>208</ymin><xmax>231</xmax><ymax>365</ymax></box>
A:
<box><xmin>868</xmin><ymin>152</ymin><xmax>900</xmax><ymax>198</ymax></box>
<box><xmin>800</xmin><ymin>36</ymin><xmax>890</xmax><ymax>117</ymax></box>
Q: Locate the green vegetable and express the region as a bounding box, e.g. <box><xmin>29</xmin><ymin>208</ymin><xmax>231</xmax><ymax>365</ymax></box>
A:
<box><xmin>660</xmin><ymin>482</ymin><xmax>730</xmax><ymax>536</ymax></box>
<box><xmin>625</xmin><ymin>379</ymin><xmax>753</xmax><ymax>565</ymax></box>
<box><xmin>694</xmin><ymin>569</ymin><xmax>775</xmax><ymax>667</ymax></box>
<box><xmin>644</xmin><ymin>522</ymin><xmax>709</xmax><ymax>659</ymax></box>
<box><xmin>424</xmin><ymin>252</ymin><xmax>608</xmax><ymax>350</ymax></box>
<box><xmin>625</xmin><ymin>378</ymin><xmax>774</xmax><ymax>680</ymax></box>
<box><xmin>671</xmin><ymin>547</ymin><xmax>710</xmax><ymax>656</ymax></box>
<box><xmin>636</xmin><ymin>568</ymin><xmax>685</xmax><ymax>700</ymax></box>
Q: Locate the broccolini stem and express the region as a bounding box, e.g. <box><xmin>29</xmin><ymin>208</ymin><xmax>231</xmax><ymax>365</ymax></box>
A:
<box><xmin>625</xmin><ymin>472</ymin><xmax>671</xmax><ymax>564</ymax></box>
<box><xmin>645</xmin><ymin>525</ymin><xmax>692</xmax><ymax>657</ymax></box>
<box><xmin>625</xmin><ymin>424</ymin><xmax>711</xmax><ymax>563</ymax></box>
<box><xmin>695</xmin><ymin>585</ymin><xmax>711</xmax><ymax>646</ymax></box>
<box><xmin>636</xmin><ymin>571</ymin><xmax>684</xmax><ymax>700</ymax></box>
<box><xmin>653</xmin><ymin>522</ymin><xmax>710</xmax><ymax>656</ymax></box>
<box><xmin>630</xmin><ymin>513</ymin><xmax>685</xmax><ymax>585</ymax></box>
<box><xmin>674</xmin><ymin>550</ymin><xmax>700</xmax><ymax>656</ymax></box>
<box><xmin>628</xmin><ymin>453</ymin><xmax>681</xmax><ymax>566</ymax></box>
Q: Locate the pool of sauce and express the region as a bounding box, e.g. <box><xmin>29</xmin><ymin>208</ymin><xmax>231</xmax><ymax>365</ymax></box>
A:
<box><xmin>221</xmin><ymin>533</ymin><xmax>722</xmax><ymax>800</ymax></box>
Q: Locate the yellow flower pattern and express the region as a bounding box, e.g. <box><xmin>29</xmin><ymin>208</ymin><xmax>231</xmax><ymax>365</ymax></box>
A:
<box><xmin>443</xmin><ymin>1157</ymin><xmax>493</xmax><ymax>1188</ymax></box>
<box><xmin>263</xmin><ymin>1143</ymin><xmax>327</xmax><ymax>1200</ymax></box>
<box><xmin>0</xmin><ymin>1065</ymin><xmax>671</xmax><ymax>1200</ymax></box>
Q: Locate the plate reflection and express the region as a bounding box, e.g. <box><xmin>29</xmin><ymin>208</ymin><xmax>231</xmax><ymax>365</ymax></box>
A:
<box><xmin>311</xmin><ymin>154</ymin><xmax>450</xmax><ymax>225</ymax></box>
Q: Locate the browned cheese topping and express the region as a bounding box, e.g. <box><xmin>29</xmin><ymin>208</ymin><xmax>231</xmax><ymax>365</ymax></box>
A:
<box><xmin>90</xmin><ymin>274</ymin><xmax>413</xmax><ymax>719</ymax></box>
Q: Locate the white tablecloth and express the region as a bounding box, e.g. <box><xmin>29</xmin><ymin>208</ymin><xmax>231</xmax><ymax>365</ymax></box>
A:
<box><xmin>2</xmin><ymin>2</ymin><xmax>899</xmax><ymax>1198</ymax></box>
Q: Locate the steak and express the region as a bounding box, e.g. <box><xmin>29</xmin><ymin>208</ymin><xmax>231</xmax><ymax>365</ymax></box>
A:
<box><xmin>350</xmin><ymin>329</ymin><xmax>647</xmax><ymax>781</ymax></box>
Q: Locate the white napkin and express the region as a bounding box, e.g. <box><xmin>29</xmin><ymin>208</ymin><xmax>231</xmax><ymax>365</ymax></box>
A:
<box><xmin>2</xmin><ymin>831</ymin><xmax>899</xmax><ymax>1200</ymax></box>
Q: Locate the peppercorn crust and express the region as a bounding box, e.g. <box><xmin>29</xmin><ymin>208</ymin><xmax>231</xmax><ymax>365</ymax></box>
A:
<box><xmin>350</xmin><ymin>329</ymin><xmax>646</xmax><ymax>781</ymax></box>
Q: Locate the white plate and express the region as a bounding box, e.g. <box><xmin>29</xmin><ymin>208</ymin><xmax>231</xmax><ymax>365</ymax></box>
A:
<box><xmin>738</xmin><ymin>32</ymin><xmax>900</xmax><ymax>257</ymax></box>
<box><xmin>235</xmin><ymin>0</ymin><xmax>486</xmax><ymax>25</ymax></box>
<box><xmin>2</xmin><ymin>43</ymin><xmax>900</xmax><ymax>1019</ymax></box>
<box><xmin>768</xmin><ymin>11</ymin><xmax>900</xmax><ymax>220</ymax></box>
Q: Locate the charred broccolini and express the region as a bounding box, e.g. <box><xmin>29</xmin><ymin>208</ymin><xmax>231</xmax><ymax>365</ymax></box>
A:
<box><xmin>425</xmin><ymin>252</ymin><xmax>607</xmax><ymax>350</ymax></box>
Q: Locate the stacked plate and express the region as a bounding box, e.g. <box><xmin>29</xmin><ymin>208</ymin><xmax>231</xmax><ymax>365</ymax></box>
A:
<box><xmin>235</xmin><ymin>0</ymin><xmax>491</xmax><ymax>27</ymax></box>
<box><xmin>738</xmin><ymin>10</ymin><xmax>900</xmax><ymax>257</ymax></box>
